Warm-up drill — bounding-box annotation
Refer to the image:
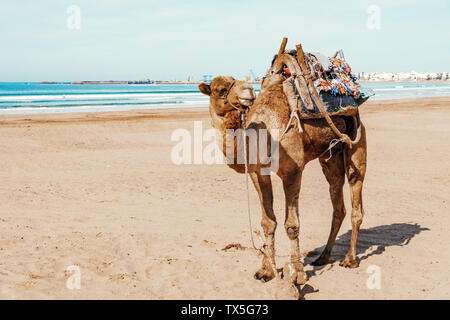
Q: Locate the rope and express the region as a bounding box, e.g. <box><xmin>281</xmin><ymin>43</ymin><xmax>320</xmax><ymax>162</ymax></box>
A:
<box><xmin>241</xmin><ymin>111</ymin><xmax>258</xmax><ymax>251</ymax></box>
<box><xmin>295</xmin><ymin>44</ymin><xmax>353</xmax><ymax>150</ymax></box>
<box><xmin>212</xmin><ymin>80</ymin><xmax>279</xmax><ymax>275</ymax></box>
<box><xmin>240</xmin><ymin>111</ymin><xmax>281</xmax><ymax>281</ymax></box>
<box><xmin>319</xmin><ymin>137</ymin><xmax>347</xmax><ymax>161</ymax></box>
<box><xmin>281</xmin><ymin>101</ymin><xmax>303</xmax><ymax>140</ymax></box>
<box><xmin>210</xmin><ymin>80</ymin><xmax>260</xmax><ymax>251</ymax></box>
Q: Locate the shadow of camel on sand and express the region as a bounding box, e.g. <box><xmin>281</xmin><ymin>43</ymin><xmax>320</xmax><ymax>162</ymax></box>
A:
<box><xmin>291</xmin><ymin>223</ymin><xmax>429</xmax><ymax>299</ymax></box>
<box><xmin>305</xmin><ymin>222</ymin><xmax>429</xmax><ymax>268</ymax></box>
<box><xmin>305</xmin><ymin>223</ymin><xmax>430</xmax><ymax>270</ymax></box>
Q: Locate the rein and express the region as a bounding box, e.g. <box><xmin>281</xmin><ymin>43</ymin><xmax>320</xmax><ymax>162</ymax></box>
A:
<box><xmin>211</xmin><ymin>81</ymin><xmax>282</xmax><ymax>276</ymax></box>
<box><xmin>240</xmin><ymin>109</ymin><xmax>279</xmax><ymax>278</ymax></box>
<box><xmin>240</xmin><ymin>110</ymin><xmax>258</xmax><ymax>252</ymax></box>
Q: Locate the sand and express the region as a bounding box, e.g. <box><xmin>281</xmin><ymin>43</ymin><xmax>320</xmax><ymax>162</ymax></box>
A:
<box><xmin>0</xmin><ymin>97</ymin><xmax>449</xmax><ymax>299</ymax></box>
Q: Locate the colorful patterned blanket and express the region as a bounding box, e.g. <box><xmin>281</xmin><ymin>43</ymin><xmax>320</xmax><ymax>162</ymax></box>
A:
<box><xmin>262</xmin><ymin>47</ymin><xmax>374</xmax><ymax>118</ymax></box>
<box><xmin>298</xmin><ymin>51</ymin><xmax>374</xmax><ymax>116</ymax></box>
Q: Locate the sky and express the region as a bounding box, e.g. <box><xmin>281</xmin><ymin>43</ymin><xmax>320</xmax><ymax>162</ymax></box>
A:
<box><xmin>0</xmin><ymin>0</ymin><xmax>448</xmax><ymax>81</ymax></box>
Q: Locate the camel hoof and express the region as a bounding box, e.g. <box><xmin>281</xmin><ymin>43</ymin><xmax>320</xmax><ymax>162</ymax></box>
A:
<box><xmin>283</xmin><ymin>262</ymin><xmax>308</xmax><ymax>285</ymax></box>
<box><xmin>254</xmin><ymin>268</ymin><xmax>275</xmax><ymax>283</ymax></box>
<box><xmin>339</xmin><ymin>256</ymin><xmax>359</xmax><ymax>268</ymax></box>
<box><xmin>311</xmin><ymin>255</ymin><xmax>329</xmax><ymax>266</ymax></box>
<box><xmin>296</xmin><ymin>271</ymin><xmax>308</xmax><ymax>285</ymax></box>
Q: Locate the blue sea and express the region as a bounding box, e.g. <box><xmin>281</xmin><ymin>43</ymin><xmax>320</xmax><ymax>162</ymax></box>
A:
<box><xmin>0</xmin><ymin>81</ymin><xmax>449</xmax><ymax>115</ymax></box>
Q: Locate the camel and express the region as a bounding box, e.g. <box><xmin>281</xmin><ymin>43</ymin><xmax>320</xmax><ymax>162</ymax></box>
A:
<box><xmin>199</xmin><ymin>74</ymin><xmax>367</xmax><ymax>285</ymax></box>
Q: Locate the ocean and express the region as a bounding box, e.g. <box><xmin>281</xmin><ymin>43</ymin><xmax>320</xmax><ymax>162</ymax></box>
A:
<box><xmin>0</xmin><ymin>81</ymin><xmax>449</xmax><ymax>115</ymax></box>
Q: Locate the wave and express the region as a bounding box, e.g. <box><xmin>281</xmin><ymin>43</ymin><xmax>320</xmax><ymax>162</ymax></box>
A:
<box><xmin>0</xmin><ymin>92</ymin><xmax>203</xmax><ymax>102</ymax></box>
<box><xmin>0</xmin><ymin>98</ymin><xmax>209</xmax><ymax>109</ymax></box>
<box><xmin>0</xmin><ymin>100</ymin><xmax>210</xmax><ymax>114</ymax></box>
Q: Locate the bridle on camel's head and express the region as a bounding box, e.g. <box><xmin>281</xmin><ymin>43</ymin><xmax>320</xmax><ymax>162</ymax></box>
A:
<box><xmin>209</xmin><ymin>80</ymin><xmax>241</xmax><ymax>111</ymax></box>
<box><xmin>210</xmin><ymin>79</ymin><xmax>249</xmax><ymax>127</ymax></box>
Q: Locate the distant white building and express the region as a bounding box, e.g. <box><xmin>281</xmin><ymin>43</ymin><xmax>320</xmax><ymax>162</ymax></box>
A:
<box><xmin>427</xmin><ymin>72</ymin><xmax>441</xmax><ymax>80</ymax></box>
<box><xmin>357</xmin><ymin>71</ymin><xmax>449</xmax><ymax>81</ymax></box>
<box><xmin>369</xmin><ymin>72</ymin><xmax>395</xmax><ymax>81</ymax></box>
<box><xmin>394</xmin><ymin>72</ymin><xmax>414</xmax><ymax>81</ymax></box>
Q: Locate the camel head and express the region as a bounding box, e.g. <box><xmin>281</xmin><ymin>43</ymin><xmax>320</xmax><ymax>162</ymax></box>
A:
<box><xmin>199</xmin><ymin>76</ymin><xmax>256</xmax><ymax>174</ymax></box>
<box><xmin>199</xmin><ymin>76</ymin><xmax>256</xmax><ymax>117</ymax></box>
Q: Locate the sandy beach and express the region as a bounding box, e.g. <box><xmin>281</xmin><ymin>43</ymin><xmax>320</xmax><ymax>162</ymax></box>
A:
<box><xmin>0</xmin><ymin>97</ymin><xmax>449</xmax><ymax>299</ymax></box>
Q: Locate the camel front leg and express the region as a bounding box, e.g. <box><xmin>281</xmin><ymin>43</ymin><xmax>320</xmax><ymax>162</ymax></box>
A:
<box><xmin>282</xmin><ymin>170</ymin><xmax>307</xmax><ymax>285</ymax></box>
<box><xmin>249</xmin><ymin>172</ymin><xmax>277</xmax><ymax>282</ymax></box>
<box><xmin>340</xmin><ymin>124</ymin><xmax>367</xmax><ymax>268</ymax></box>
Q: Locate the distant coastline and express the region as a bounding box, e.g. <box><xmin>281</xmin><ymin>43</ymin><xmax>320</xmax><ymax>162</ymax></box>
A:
<box><xmin>38</xmin><ymin>80</ymin><xmax>263</xmax><ymax>85</ymax></box>
<box><xmin>71</xmin><ymin>79</ymin><xmax>155</xmax><ymax>85</ymax></box>
<box><xmin>36</xmin><ymin>73</ymin><xmax>449</xmax><ymax>85</ymax></box>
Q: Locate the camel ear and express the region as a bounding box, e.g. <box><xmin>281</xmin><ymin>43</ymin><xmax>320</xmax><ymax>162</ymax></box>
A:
<box><xmin>198</xmin><ymin>83</ymin><xmax>211</xmax><ymax>96</ymax></box>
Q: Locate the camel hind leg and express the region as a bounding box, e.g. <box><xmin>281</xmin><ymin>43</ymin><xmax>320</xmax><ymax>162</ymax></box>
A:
<box><xmin>249</xmin><ymin>171</ymin><xmax>277</xmax><ymax>282</ymax></box>
<box><xmin>340</xmin><ymin>123</ymin><xmax>367</xmax><ymax>268</ymax></box>
<box><xmin>312</xmin><ymin>151</ymin><xmax>347</xmax><ymax>266</ymax></box>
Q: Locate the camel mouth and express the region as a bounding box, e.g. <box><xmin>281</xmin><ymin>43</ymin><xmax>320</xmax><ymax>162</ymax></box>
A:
<box><xmin>238</xmin><ymin>98</ymin><xmax>254</xmax><ymax>108</ymax></box>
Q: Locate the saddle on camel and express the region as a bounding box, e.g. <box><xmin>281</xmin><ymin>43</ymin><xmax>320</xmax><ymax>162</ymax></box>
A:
<box><xmin>262</xmin><ymin>37</ymin><xmax>373</xmax><ymax>151</ymax></box>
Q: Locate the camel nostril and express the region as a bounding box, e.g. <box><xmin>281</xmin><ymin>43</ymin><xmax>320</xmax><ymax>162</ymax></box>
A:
<box><xmin>238</xmin><ymin>97</ymin><xmax>254</xmax><ymax>107</ymax></box>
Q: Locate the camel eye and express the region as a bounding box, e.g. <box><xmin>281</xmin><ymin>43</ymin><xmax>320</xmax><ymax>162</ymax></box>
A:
<box><xmin>219</xmin><ymin>88</ymin><xmax>227</xmax><ymax>96</ymax></box>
